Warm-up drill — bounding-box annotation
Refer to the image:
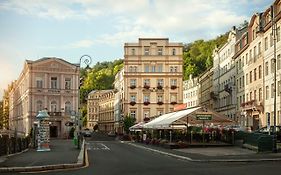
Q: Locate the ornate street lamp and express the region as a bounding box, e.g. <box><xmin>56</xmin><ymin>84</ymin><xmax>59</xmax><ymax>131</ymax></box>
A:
<box><xmin>75</xmin><ymin>55</ymin><xmax>92</xmax><ymax>149</ymax></box>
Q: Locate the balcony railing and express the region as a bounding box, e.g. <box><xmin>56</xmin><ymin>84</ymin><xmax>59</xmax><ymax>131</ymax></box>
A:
<box><xmin>157</xmin><ymin>101</ymin><xmax>163</xmax><ymax>105</ymax></box>
<box><xmin>157</xmin><ymin>84</ymin><xmax>163</xmax><ymax>89</ymax></box>
<box><xmin>143</xmin><ymin>101</ymin><xmax>150</xmax><ymax>105</ymax></box>
<box><xmin>130</xmin><ymin>85</ymin><xmax>136</xmax><ymax>89</ymax></box>
<box><xmin>48</xmin><ymin>112</ymin><xmax>62</xmax><ymax>116</ymax></box>
<box><xmin>170</xmin><ymin>101</ymin><xmax>177</xmax><ymax>105</ymax></box>
<box><xmin>130</xmin><ymin>101</ymin><xmax>136</xmax><ymax>106</ymax></box>
<box><xmin>143</xmin><ymin>84</ymin><xmax>150</xmax><ymax>89</ymax></box>
<box><xmin>171</xmin><ymin>85</ymin><xmax>177</xmax><ymax>90</ymax></box>
<box><xmin>240</xmin><ymin>99</ymin><xmax>264</xmax><ymax>112</ymax></box>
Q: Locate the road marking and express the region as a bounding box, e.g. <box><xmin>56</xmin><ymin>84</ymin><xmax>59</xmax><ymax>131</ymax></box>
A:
<box><xmin>87</xmin><ymin>142</ymin><xmax>110</xmax><ymax>151</ymax></box>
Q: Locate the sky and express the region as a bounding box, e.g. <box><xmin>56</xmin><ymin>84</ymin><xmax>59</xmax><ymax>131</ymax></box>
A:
<box><xmin>0</xmin><ymin>0</ymin><xmax>273</xmax><ymax>100</ymax></box>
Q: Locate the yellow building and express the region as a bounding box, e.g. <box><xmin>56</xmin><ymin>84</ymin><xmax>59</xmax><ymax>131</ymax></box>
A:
<box><xmin>123</xmin><ymin>38</ymin><xmax>183</xmax><ymax>123</ymax></box>
<box><xmin>8</xmin><ymin>58</ymin><xmax>79</xmax><ymax>137</ymax></box>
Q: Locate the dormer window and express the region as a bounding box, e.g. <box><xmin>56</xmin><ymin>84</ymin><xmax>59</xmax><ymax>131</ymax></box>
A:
<box><xmin>172</xmin><ymin>48</ymin><xmax>176</xmax><ymax>55</ymax></box>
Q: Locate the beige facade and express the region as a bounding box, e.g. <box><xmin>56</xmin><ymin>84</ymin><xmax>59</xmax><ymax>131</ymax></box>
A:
<box><xmin>199</xmin><ymin>67</ymin><xmax>214</xmax><ymax>109</ymax></box>
<box><xmin>263</xmin><ymin>1</ymin><xmax>281</xmax><ymax>127</ymax></box>
<box><xmin>87</xmin><ymin>91</ymin><xmax>99</xmax><ymax>129</ymax></box>
<box><xmin>8</xmin><ymin>58</ymin><xmax>79</xmax><ymax>137</ymax></box>
<box><xmin>97</xmin><ymin>90</ymin><xmax>115</xmax><ymax>133</ymax></box>
<box><xmin>123</xmin><ymin>38</ymin><xmax>183</xmax><ymax>123</ymax></box>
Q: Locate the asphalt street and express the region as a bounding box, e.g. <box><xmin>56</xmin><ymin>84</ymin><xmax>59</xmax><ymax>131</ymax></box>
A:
<box><xmin>3</xmin><ymin>134</ymin><xmax>281</xmax><ymax>175</ymax></box>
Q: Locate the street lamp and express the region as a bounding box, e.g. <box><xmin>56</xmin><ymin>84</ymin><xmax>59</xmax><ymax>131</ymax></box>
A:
<box><xmin>76</xmin><ymin>55</ymin><xmax>92</xmax><ymax>149</ymax></box>
<box><xmin>271</xmin><ymin>5</ymin><xmax>277</xmax><ymax>153</ymax></box>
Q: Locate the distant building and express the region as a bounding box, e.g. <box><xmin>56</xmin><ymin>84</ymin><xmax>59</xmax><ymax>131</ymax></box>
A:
<box><xmin>113</xmin><ymin>68</ymin><xmax>124</xmax><ymax>134</ymax></box>
<box><xmin>212</xmin><ymin>27</ymin><xmax>237</xmax><ymax>121</ymax></box>
<box><xmin>8</xmin><ymin>58</ymin><xmax>79</xmax><ymax>137</ymax></box>
<box><xmin>87</xmin><ymin>91</ymin><xmax>99</xmax><ymax>129</ymax></box>
<box><xmin>183</xmin><ymin>74</ymin><xmax>199</xmax><ymax>108</ymax></box>
<box><xmin>123</xmin><ymin>38</ymin><xmax>183</xmax><ymax>123</ymax></box>
<box><xmin>198</xmin><ymin>67</ymin><xmax>214</xmax><ymax>109</ymax></box>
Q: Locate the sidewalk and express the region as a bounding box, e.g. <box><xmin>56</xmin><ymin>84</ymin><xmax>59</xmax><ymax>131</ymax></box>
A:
<box><xmin>127</xmin><ymin>142</ymin><xmax>281</xmax><ymax>162</ymax></box>
<box><xmin>0</xmin><ymin>139</ymin><xmax>80</xmax><ymax>167</ymax></box>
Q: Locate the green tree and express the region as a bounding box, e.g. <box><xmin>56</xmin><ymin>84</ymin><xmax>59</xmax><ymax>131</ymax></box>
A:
<box><xmin>123</xmin><ymin>115</ymin><xmax>136</xmax><ymax>134</ymax></box>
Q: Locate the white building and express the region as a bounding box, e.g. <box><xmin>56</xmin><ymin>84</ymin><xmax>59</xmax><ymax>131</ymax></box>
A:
<box><xmin>212</xmin><ymin>28</ymin><xmax>237</xmax><ymax>121</ymax></box>
<box><xmin>183</xmin><ymin>74</ymin><xmax>199</xmax><ymax>108</ymax></box>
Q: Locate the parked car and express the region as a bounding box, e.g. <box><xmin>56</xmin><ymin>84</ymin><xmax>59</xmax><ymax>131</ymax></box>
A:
<box><xmin>107</xmin><ymin>131</ymin><xmax>116</xmax><ymax>137</ymax></box>
<box><xmin>82</xmin><ymin>128</ymin><xmax>92</xmax><ymax>137</ymax></box>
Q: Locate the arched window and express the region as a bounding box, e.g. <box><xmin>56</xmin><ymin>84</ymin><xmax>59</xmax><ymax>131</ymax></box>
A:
<box><xmin>65</xmin><ymin>101</ymin><xmax>72</xmax><ymax>114</ymax></box>
<box><xmin>36</xmin><ymin>100</ymin><xmax>43</xmax><ymax>112</ymax></box>
<box><xmin>50</xmin><ymin>101</ymin><xmax>57</xmax><ymax>112</ymax></box>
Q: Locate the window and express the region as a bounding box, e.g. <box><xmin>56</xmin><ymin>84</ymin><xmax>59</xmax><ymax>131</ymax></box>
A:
<box><xmin>144</xmin><ymin>79</ymin><xmax>150</xmax><ymax>86</ymax></box>
<box><xmin>65</xmin><ymin>101</ymin><xmax>72</xmax><ymax>114</ymax></box>
<box><xmin>258</xmin><ymin>42</ymin><xmax>261</xmax><ymax>54</ymax></box>
<box><xmin>277</xmin><ymin>81</ymin><xmax>281</xmax><ymax>96</ymax></box>
<box><xmin>158</xmin><ymin>48</ymin><xmax>163</xmax><ymax>55</ymax></box>
<box><xmin>254</xmin><ymin>90</ymin><xmax>257</xmax><ymax>100</ymax></box>
<box><xmin>170</xmin><ymin>66</ymin><xmax>174</xmax><ymax>72</ymax></box>
<box><xmin>151</xmin><ymin>65</ymin><xmax>156</xmax><ymax>72</ymax></box>
<box><xmin>259</xmin><ymin>88</ymin><xmax>262</xmax><ymax>101</ymax></box>
<box><xmin>246</xmin><ymin>73</ymin><xmax>248</xmax><ymax>85</ymax></box>
<box><xmin>144</xmin><ymin>48</ymin><xmax>149</xmax><ymax>55</ymax></box>
<box><xmin>249</xmin><ymin>71</ymin><xmax>252</xmax><ymax>83</ymax></box>
<box><xmin>277</xmin><ymin>54</ymin><xmax>281</xmax><ymax>70</ymax></box>
<box><xmin>266</xmin><ymin>86</ymin><xmax>269</xmax><ymax>100</ymax></box>
<box><xmin>254</xmin><ymin>46</ymin><xmax>257</xmax><ymax>60</ymax></box>
<box><xmin>50</xmin><ymin>101</ymin><xmax>57</xmax><ymax>112</ymax></box>
<box><xmin>265</xmin><ymin>62</ymin><xmax>269</xmax><ymax>76</ymax></box>
<box><xmin>132</xmin><ymin>48</ymin><xmax>135</xmax><ymax>55</ymax></box>
<box><xmin>174</xmin><ymin>66</ymin><xmax>178</xmax><ymax>72</ymax></box>
<box><xmin>157</xmin><ymin>79</ymin><xmax>164</xmax><ymax>86</ymax></box>
<box><xmin>250</xmin><ymin>92</ymin><xmax>252</xmax><ymax>100</ymax></box>
<box><xmin>129</xmin><ymin>66</ymin><xmax>133</xmax><ymax>72</ymax></box>
<box><xmin>270</xmin><ymin>33</ymin><xmax>273</xmax><ymax>47</ymax></box>
<box><xmin>134</xmin><ymin>66</ymin><xmax>137</xmax><ymax>72</ymax></box>
<box><xmin>271</xmin><ymin>83</ymin><xmax>274</xmax><ymax>98</ymax></box>
<box><xmin>157</xmin><ymin>95</ymin><xmax>163</xmax><ymax>102</ymax></box>
<box><xmin>265</xmin><ymin>37</ymin><xmax>268</xmax><ymax>50</ymax></box>
<box><xmin>172</xmin><ymin>49</ymin><xmax>176</xmax><ymax>55</ymax></box>
<box><xmin>144</xmin><ymin>65</ymin><xmax>149</xmax><ymax>72</ymax></box>
<box><xmin>259</xmin><ymin>65</ymin><xmax>262</xmax><ymax>79</ymax></box>
<box><xmin>130</xmin><ymin>79</ymin><xmax>136</xmax><ymax>86</ymax></box>
<box><xmin>144</xmin><ymin>95</ymin><xmax>150</xmax><ymax>102</ymax></box>
<box><xmin>36</xmin><ymin>77</ymin><xmax>43</xmax><ymax>88</ymax></box>
<box><xmin>51</xmin><ymin>77</ymin><xmax>58</xmax><ymax>89</ymax></box>
<box><xmin>130</xmin><ymin>95</ymin><xmax>136</xmax><ymax>102</ymax></box>
<box><xmin>36</xmin><ymin>100</ymin><xmax>43</xmax><ymax>112</ymax></box>
<box><xmin>65</xmin><ymin>78</ymin><xmax>71</xmax><ymax>90</ymax></box>
<box><xmin>277</xmin><ymin>27</ymin><xmax>281</xmax><ymax>42</ymax></box>
<box><xmin>157</xmin><ymin>64</ymin><xmax>163</xmax><ymax>72</ymax></box>
<box><xmin>130</xmin><ymin>110</ymin><xmax>136</xmax><ymax>118</ymax></box>
<box><xmin>170</xmin><ymin>94</ymin><xmax>177</xmax><ymax>102</ymax></box>
<box><xmin>246</xmin><ymin>53</ymin><xmax>248</xmax><ymax>64</ymax></box>
<box><xmin>171</xmin><ymin>79</ymin><xmax>177</xmax><ymax>86</ymax></box>
<box><xmin>271</xmin><ymin>59</ymin><xmax>275</xmax><ymax>73</ymax></box>
<box><xmin>254</xmin><ymin>68</ymin><xmax>257</xmax><ymax>81</ymax></box>
<box><xmin>242</xmin><ymin>76</ymin><xmax>245</xmax><ymax>87</ymax></box>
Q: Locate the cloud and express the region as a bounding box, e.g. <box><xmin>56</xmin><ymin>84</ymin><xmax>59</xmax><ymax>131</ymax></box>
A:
<box><xmin>68</xmin><ymin>39</ymin><xmax>94</xmax><ymax>48</ymax></box>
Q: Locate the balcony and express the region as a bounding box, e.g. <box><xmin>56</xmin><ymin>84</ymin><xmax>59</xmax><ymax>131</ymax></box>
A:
<box><xmin>143</xmin><ymin>84</ymin><xmax>150</xmax><ymax>89</ymax></box>
<box><xmin>129</xmin><ymin>85</ymin><xmax>136</xmax><ymax>89</ymax></box>
<box><xmin>157</xmin><ymin>84</ymin><xmax>163</xmax><ymax>90</ymax></box>
<box><xmin>48</xmin><ymin>89</ymin><xmax>60</xmax><ymax>93</ymax></box>
<box><xmin>157</xmin><ymin>101</ymin><xmax>163</xmax><ymax>105</ymax></box>
<box><xmin>48</xmin><ymin>112</ymin><xmax>62</xmax><ymax>116</ymax></box>
<box><xmin>241</xmin><ymin>100</ymin><xmax>264</xmax><ymax>112</ymax></box>
<box><xmin>171</xmin><ymin>85</ymin><xmax>177</xmax><ymax>90</ymax></box>
<box><xmin>210</xmin><ymin>91</ymin><xmax>218</xmax><ymax>100</ymax></box>
<box><xmin>143</xmin><ymin>101</ymin><xmax>150</xmax><ymax>106</ymax></box>
<box><xmin>170</xmin><ymin>101</ymin><xmax>177</xmax><ymax>105</ymax></box>
<box><xmin>224</xmin><ymin>84</ymin><xmax>232</xmax><ymax>94</ymax></box>
<box><xmin>130</xmin><ymin>101</ymin><xmax>136</xmax><ymax>106</ymax></box>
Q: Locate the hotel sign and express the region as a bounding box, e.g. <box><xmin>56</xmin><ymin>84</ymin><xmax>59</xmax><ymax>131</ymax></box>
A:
<box><xmin>196</xmin><ymin>113</ymin><xmax>212</xmax><ymax>120</ymax></box>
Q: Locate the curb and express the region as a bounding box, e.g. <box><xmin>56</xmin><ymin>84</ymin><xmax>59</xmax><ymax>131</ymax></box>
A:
<box><xmin>0</xmin><ymin>148</ymin><xmax>29</xmax><ymax>164</ymax></box>
<box><xmin>125</xmin><ymin>142</ymin><xmax>281</xmax><ymax>162</ymax></box>
<box><xmin>0</xmin><ymin>139</ymin><xmax>86</xmax><ymax>173</ymax></box>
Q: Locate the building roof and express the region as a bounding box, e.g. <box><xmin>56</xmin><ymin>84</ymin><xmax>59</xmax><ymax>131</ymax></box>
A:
<box><xmin>26</xmin><ymin>57</ymin><xmax>79</xmax><ymax>67</ymax></box>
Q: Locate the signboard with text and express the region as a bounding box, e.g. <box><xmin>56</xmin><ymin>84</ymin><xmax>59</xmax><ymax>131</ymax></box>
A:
<box><xmin>196</xmin><ymin>114</ymin><xmax>212</xmax><ymax>120</ymax></box>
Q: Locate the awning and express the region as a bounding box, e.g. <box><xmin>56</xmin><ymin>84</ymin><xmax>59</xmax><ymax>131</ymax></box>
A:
<box><xmin>143</xmin><ymin>106</ymin><xmax>235</xmax><ymax>129</ymax></box>
<box><xmin>129</xmin><ymin>122</ymin><xmax>145</xmax><ymax>131</ymax></box>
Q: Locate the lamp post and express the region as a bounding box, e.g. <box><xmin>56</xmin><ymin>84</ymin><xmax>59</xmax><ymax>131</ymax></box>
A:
<box><xmin>271</xmin><ymin>5</ymin><xmax>278</xmax><ymax>153</ymax></box>
<box><xmin>76</xmin><ymin>55</ymin><xmax>92</xmax><ymax>149</ymax></box>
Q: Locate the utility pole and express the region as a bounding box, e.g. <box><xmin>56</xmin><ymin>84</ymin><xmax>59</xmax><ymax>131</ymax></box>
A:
<box><xmin>271</xmin><ymin>5</ymin><xmax>277</xmax><ymax>153</ymax></box>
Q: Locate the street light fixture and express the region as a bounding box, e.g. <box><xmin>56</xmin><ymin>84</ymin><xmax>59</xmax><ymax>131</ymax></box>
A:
<box><xmin>76</xmin><ymin>55</ymin><xmax>92</xmax><ymax>149</ymax></box>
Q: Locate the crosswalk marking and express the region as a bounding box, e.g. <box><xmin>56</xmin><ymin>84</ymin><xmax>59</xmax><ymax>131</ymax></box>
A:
<box><xmin>86</xmin><ymin>142</ymin><xmax>110</xmax><ymax>151</ymax></box>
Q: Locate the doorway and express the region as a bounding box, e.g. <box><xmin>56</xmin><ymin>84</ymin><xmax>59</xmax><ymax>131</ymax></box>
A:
<box><xmin>50</xmin><ymin>126</ymin><xmax>58</xmax><ymax>137</ymax></box>
<box><xmin>253</xmin><ymin>115</ymin><xmax>260</xmax><ymax>131</ymax></box>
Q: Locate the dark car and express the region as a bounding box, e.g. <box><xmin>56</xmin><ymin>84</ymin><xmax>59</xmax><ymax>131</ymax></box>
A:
<box><xmin>82</xmin><ymin>129</ymin><xmax>92</xmax><ymax>137</ymax></box>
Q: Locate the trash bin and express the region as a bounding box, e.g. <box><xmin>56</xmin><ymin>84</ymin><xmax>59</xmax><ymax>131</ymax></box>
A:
<box><xmin>73</xmin><ymin>137</ymin><xmax>78</xmax><ymax>146</ymax></box>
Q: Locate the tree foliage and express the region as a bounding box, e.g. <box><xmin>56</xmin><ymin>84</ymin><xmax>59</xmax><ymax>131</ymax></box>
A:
<box><xmin>183</xmin><ymin>32</ymin><xmax>228</xmax><ymax>80</ymax></box>
<box><xmin>123</xmin><ymin>115</ymin><xmax>136</xmax><ymax>134</ymax></box>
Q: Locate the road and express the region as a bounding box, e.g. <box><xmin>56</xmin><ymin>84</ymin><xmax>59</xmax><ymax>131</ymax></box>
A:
<box><xmin>5</xmin><ymin>134</ymin><xmax>281</xmax><ymax>175</ymax></box>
